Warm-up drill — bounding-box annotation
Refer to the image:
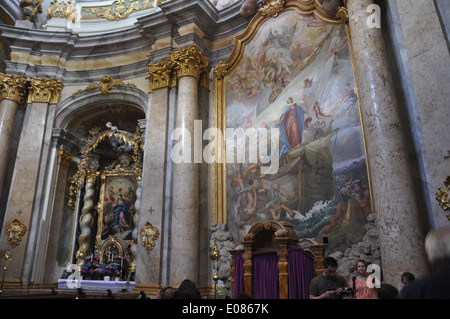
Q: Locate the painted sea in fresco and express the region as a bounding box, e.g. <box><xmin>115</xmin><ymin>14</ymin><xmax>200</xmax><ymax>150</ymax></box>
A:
<box><xmin>225</xmin><ymin>10</ymin><xmax>371</xmax><ymax>254</ymax></box>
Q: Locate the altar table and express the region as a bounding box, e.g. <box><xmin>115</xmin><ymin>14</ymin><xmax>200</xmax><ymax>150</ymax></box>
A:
<box><xmin>58</xmin><ymin>279</ymin><xmax>135</xmax><ymax>292</ymax></box>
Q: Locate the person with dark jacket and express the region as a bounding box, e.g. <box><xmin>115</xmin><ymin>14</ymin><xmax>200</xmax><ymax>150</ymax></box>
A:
<box><xmin>398</xmin><ymin>227</ymin><xmax>450</xmax><ymax>299</ymax></box>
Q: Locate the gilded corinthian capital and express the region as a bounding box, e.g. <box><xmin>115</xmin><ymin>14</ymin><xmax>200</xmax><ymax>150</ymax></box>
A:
<box><xmin>147</xmin><ymin>60</ymin><xmax>176</xmax><ymax>92</ymax></box>
<box><xmin>27</xmin><ymin>77</ymin><xmax>64</xmax><ymax>104</ymax></box>
<box><xmin>57</xmin><ymin>148</ymin><xmax>74</xmax><ymax>168</ymax></box>
<box><xmin>170</xmin><ymin>45</ymin><xmax>210</xmax><ymax>81</ymax></box>
<box><xmin>0</xmin><ymin>74</ymin><xmax>27</xmax><ymax>103</ymax></box>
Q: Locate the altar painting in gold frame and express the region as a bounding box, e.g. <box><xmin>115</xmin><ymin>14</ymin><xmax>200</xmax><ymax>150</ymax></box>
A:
<box><xmin>96</xmin><ymin>171</ymin><xmax>138</xmax><ymax>247</ymax></box>
<box><xmin>214</xmin><ymin>0</ymin><xmax>373</xmax><ymax>254</ymax></box>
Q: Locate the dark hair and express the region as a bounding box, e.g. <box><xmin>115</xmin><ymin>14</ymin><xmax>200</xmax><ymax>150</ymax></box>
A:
<box><xmin>236</xmin><ymin>292</ymin><xmax>253</xmax><ymax>299</ymax></box>
<box><xmin>401</xmin><ymin>272</ymin><xmax>415</xmax><ymax>283</ymax></box>
<box><xmin>160</xmin><ymin>286</ymin><xmax>176</xmax><ymax>299</ymax></box>
<box><xmin>173</xmin><ymin>279</ymin><xmax>201</xmax><ymax>299</ymax></box>
<box><xmin>323</xmin><ymin>257</ymin><xmax>338</xmax><ymax>268</ymax></box>
<box><xmin>376</xmin><ymin>283</ymin><xmax>399</xmax><ymax>299</ymax></box>
<box><xmin>355</xmin><ymin>259</ymin><xmax>368</xmax><ymax>269</ymax></box>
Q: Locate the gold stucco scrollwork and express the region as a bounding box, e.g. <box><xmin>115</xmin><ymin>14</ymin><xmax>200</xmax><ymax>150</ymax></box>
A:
<box><xmin>72</xmin><ymin>75</ymin><xmax>137</xmax><ymax>97</ymax></box>
<box><xmin>0</xmin><ymin>74</ymin><xmax>27</xmax><ymax>103</ymax></box>
<box><xmin>139</xmin><ymin>221</ymin><xmax>159</xmax><ymax>254</ymax></box>
<box><xmin>46</xmin><ymin>1</ymin><xmax>76</xmax><ymax>22</ymax></box>
<box><xmin>81</xmin><ymin>0</ymin><xmax>166</xmax><ymax>21</ymax></box>
<box><xmin>57</xmin><ymin>149</ymin><xmax>74</xmax><ymax>168</ymax></box>
<box><xmin>147</xmin><ymin>45</ymin><xmax>211</xmax><ymax>92</ymax></box>
<box><xmin>27</xmin><ymin>77</ymin><xmax>64</xmax><ymax>104</ymax></box>
<box><xmin>436</xmin><ymin>176</ymin><xmax>450</xmax><ymax>220</ymax></box>
<box><xmin>147</xmin><ymin>60</ymin><xmax>176</xmax><ymax>93</ymax></box>
<box><xmin>6</xmin><ymin>219</ymin><xmax>27</xmax><ymax>248</ymax></box>
<box><xmin>336</xmin><ymin>6</ymin><xmax>349</xmax><ymax>24</ymax></box>
<box><xmin>213</xmin><ymin>61</ymin><xmax>229</xmax><ymax>79</ymax></box>
<box><xmin>258</xmin><ymin>0</ymin><xmax>285</xmax><ymax>18</ymax></box>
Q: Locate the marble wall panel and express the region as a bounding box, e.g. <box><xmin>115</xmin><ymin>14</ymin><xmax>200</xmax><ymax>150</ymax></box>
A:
<box><xmin>0</xmin><ymin>102</ymin><xmax>49</xmax><ymax>280</ymax></box>
<box><xmin>395</xmin><ymin>0</ymin><xmax>450</xmax><ymax>227</ymax></box>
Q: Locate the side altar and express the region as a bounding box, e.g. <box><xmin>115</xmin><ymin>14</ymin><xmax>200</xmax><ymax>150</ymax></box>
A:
<box><xmin>57</xmin><ymin>279</ymin><xmax>135</xmax><ymax>292</ymax></box>
<box><xmin>60</xmin><ymin>123</ymin><xmax>146</xmax><ymax>291</ymax></box>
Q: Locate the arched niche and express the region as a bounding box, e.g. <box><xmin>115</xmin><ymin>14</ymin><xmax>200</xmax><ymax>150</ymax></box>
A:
<box><xmin>54</xmin><ymin>85</ymin><xmax>148</xmax><ymax>138</ymax></box>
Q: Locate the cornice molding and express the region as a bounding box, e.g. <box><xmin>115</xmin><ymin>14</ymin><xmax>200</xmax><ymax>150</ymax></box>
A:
<box><xmin>0</xmin><ymin>0</ymin><xmax>249</xmax><ymax>83</ymax></box>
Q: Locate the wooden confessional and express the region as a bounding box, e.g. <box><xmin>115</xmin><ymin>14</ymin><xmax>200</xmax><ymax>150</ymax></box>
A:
<box><xmin>229</xmin><ymin>221</ymin><xmax>327</xmax><ymax>299</ymax></box>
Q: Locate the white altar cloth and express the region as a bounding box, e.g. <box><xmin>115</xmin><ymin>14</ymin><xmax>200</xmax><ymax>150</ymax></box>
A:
<box><xmin>58</xmin><ymin>279</ymin><xmax>135</xmax><ymax>292</ymax></box>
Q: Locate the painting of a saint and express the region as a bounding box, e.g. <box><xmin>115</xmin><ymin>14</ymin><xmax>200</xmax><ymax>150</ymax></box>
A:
<box><xmin>224</xmin><ymin>8</ymin><xmax>372</xmax><ymax>254</ymax></box>
<box><xmin>279</xmin><ymin>97</ymin><xmax>305</xmax><ymax>157</ymax></box>
<box><xmin>100</xmin><ymin>174</ymin><xmax>137</xmax><ymax>241</ymax></box>
<box><xmin>111</xmin><ymin>194</ymin><xmax>131</xmax><ymax>234</ymax></box>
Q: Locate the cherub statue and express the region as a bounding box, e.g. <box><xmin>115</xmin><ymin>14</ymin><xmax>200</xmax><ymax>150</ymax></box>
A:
<box><xmin>106</xmin><ymin>121</ymin><xmax>118</xmax><ymax>134</ymax></box>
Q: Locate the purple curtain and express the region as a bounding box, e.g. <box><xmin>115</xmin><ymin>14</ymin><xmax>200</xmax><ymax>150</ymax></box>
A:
<box><xmin>253</xmin><ymin>254</ymin><xmax>279</xmax><ymax>299</ymax></box>
<box><xmin>288</xmin><ymin>248</ymin><xmax>315</xmax><ymax>299</ymax></box>
<box><xmin>233</xmin><ymin>251</ymin><xmax>245</xmax><ymax>297</ymax></box>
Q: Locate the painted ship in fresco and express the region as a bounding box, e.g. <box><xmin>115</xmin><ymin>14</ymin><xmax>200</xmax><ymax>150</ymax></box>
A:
<box><xmin>225</xmin><ymin>10</ymin><xmax>372</xmax><ymax>254</ymax></box>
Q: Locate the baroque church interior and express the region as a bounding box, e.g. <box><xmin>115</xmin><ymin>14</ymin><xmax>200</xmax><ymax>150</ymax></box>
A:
<box><xmin>0</xmin><ymin>0</ymin><xmax>449</xmax><ymax>300</ymax></box>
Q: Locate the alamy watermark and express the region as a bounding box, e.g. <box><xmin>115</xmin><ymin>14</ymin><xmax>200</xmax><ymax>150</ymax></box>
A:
<box><xmin>366</xmin><ymin>4</ymin><xmax>381</xmax><ymax>29</ymax></box>
<box><xmin>366</xmin><ymin>264</ymin><xmax>382</xmax><ymax>288</ymax></box>
<box><xmin>170</xmin><ymin>120</ymin><xmax>280</xmax><ymax>175</ymax></box>
<box><xmin>66</xmin><ymin>264</ymin><xmax>81</xmax><ymax>289</ymax></box>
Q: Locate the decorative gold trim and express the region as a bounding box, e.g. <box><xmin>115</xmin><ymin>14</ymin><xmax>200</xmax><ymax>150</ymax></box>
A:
<box><xmin>6</xmin><ymin>219</ymin><xmax>27</xmax><ymax>248</ymax></box>
<box><xmin>140</xmin><ymin>221</ymin><xmax>159</xmax><ymax>254</ymax></box>
<box><xmin>0</xmin><ymin>74</ymin><xmax>27</xmax><ymax>103</ymax></box>
<box><xmin>344</xmin><ymin>19</ymin><xmax>376</xmax><ymax>214</ymax></box>
<box><xmin>258</xmin><ymin>0</ymin><xmax>285</xmax><ymax>18</ymax></box>
<box><xmin>86</xmin><ymin>170</ymin><xmax>100</xmax><ymax>184</ymax></box>
<box><xmin>147</xmin><ymin>60</ymin><xmax>176</xmax><ymax>93</ymax></box>
<box><xmin>436</xmin><ymin>176</ymin><xmax>450</xmax><ymax>220</ymax></box>
<box><xmin>99</xmin><ymin>236</ymin><xmax>124</xmax><ymax>264</ymax></box>
<box><xmin>57</xmin><ymin>149</ymin><xmax>74</xmax><ymax>168</ymax></box>
<box><xmin>81</xmin><ymin>0</ymin><xmax>166</xmax><ymax>21</ymax></box>
<box><xmin>147</xmin><ymin>45</ymin><xmax>211</xmax><ymax>93</ymax></box>
<box><xmin>68</xmin><ymin>125</ymin><xmax>144</xmax><ymax>210</ymax></box>
<box><xmin>95</xmin><ymin>169</ymin><xmax>139</xmax><ymax>250</ymax></box>
<box><xmin>2</xmin><ymin>250</ymin><xmax>12</xmax><ymax>262</ymax></box>
<box><xmin>27</xmin><ymin>77</ymin><xmax>64</xmax><ymax>104</ymax></box>
<box><xmin>336</xmin><ymin>6</ymin><xmax>349</xmax><ymax>24</ymax></box>
<box><xmin>46</xmin><ymin>1</ymin><xmax>76</xmax><ymax>22</ymax></box>
<box><xmin>170</xmin><ymin>44</ymin><xmax>210</xmax><ymax>81</ymax></box>
<box><xmin>72</xmin><ymin>75</ymin><xmax>137</xmax><ymax>97</ymax></box>
<box><xmin>213</xmin><ymin>61</ymin><xmax>229</xmax><ymax>79</ymax></box>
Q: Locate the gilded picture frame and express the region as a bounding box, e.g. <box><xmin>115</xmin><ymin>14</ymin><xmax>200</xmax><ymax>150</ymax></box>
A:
<box><xmin>95</xmin><ymin>171</ymin><xmax>138</xmax><ymax>251</ymax></box>
<box><xmin>213</xmin><ymin>0</ymin><xmax>374</xmax><ymax>254</ymax></box>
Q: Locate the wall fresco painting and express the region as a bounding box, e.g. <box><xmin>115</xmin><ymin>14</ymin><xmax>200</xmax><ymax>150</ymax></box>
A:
<box><xmin>225</xmin><ymin>9</ymin><xmax>372</xmax><ymax>254</ymax></box>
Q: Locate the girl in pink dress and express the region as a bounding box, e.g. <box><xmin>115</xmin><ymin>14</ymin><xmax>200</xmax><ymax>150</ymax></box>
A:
<box><xmin>350</xmin><ymin>259</ymin><xmax>379</xmax><ymax>299</ymax></box>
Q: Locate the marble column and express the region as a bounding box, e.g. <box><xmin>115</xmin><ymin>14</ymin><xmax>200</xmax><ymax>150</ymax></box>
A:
<box><xmin>0</xmin><ymin>74</ymin><xmax>26</xmax><ymax>198</ymax></box>
<box><xmin>137</xmin><ymin>84</ymin><xmax>170</xmax><ymax>284</ymax></box>
<box><xmin>0</xmin><ymin>77</ymin><xmax>63</xmax><ymax>282</ymax></box>
<box><xmin>169</xmin><ymin>45</ymin><xmax>209</xmax><ymax>286</ymax></box>
<box><xmin>347</xmin><ymin>0</ymin><xmax>428</xmax><ymax>284</ymax></box>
